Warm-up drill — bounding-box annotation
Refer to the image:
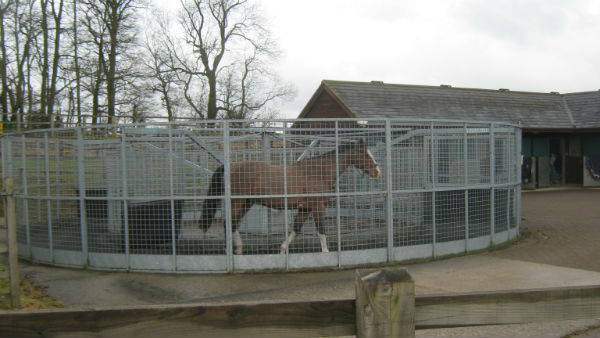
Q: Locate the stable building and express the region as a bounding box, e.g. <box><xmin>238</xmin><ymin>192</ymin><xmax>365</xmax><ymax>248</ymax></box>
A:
<box><xmin>298</xmin><ymin>80</ymin><xmax>600</xmax><ymax>189</ymax></box>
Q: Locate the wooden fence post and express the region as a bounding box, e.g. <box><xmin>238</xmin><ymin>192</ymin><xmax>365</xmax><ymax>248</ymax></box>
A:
<box><xmin>4</xmin><ymin>177</ymin><xmax>20</xmax><ymax>308</ymax></box>
<box><xmin>355</xmin><ymin>268</ymin><xmax>415</xmax><ymax>338</ymax></box>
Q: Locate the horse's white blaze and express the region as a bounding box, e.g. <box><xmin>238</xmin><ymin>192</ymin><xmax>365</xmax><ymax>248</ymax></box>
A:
<box><xmin>233</xmin><ymin>230</ymin><xmax>243</xmax><ymax>255</ymax></box>
<box><xmin>318</xmin><ymin>233</ymin><xmax>329</xmax><ymax>252</ymax></box>
<box><xmin>280</xmin><ymin>231</ymin><xmax>297</xmax><ymax>254</ymax></box>
<box><xmin>367</xmin><ymin>149</ymin><xmax>381</xmax><ymax>178</ymax></box>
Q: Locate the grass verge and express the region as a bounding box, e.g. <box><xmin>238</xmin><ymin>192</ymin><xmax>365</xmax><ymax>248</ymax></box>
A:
<box><xmin>0</xmin><ymin>263</ymin><xmax>64</xmax><ymax>310</ymax></box>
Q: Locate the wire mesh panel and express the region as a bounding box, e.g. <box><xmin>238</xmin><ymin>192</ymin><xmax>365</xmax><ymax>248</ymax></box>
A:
<box><xmin>435</xmin><ymin>190</ymin><xmax>466</xmax><ymax>242</ymax></box>
<box><xmin>494</xmin><ymin>189</ymin><xmax>509</xmax><ymax>234</ymax></box>
<box><xmin>394</xmin><ymin>192</ymin><xmax>433</xmax><ymax>246</ymax></box>
<box><xmin>389</xmin><ymin>122</ymin><xmax>431</xmax><ymax>190</ymax></box>
<box><xmin>468</xmin><ymin>189</ymin><xmax>492</xmax><ymax>238</ymax></box>
<box><xmin>433</xmin><ymin>122</ymin><xmax>466</xmax><ymax>187</ymax></box>
<box><xmin>466</xmin><ymin>124</ymin><xmax>491</xmax><ymax>185</ymax></box>
<box><xmin>173</xmin><ymin>122</ymin><xmax>227</xmax><ymax>259</ymax></box>
<box><xmin>1</xmin><ymin>119</ymin><xmax>521</xmax><ymax>272</ymax></box>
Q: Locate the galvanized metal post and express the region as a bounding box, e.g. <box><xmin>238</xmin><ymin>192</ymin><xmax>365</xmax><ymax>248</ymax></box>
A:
<box><xmin>430</xmin><ymin>122</ymin><xmax>437</xmax><ymax>258</ymax></box>
<box><xmin>76</xmin><ymin>128</ymin><xmax>89</xmax><ymax>263</ymax></box>
<box><xmin>385</xmin><ymin>120</ymin><xmax>394</xmax><ymax>261</ymax></box>
<box><xmin>168</xmin><ymin>125</ymin><xmax>177</xmax><ymax>271</ymax></box>
<box><xmin>262</xmin><ymin>132</ymin><xmax>273</xmax><ymax>235</ymax></box>
<box><xmin>335</xmin><ymin>121</ymin><xmax>342</xmax><ymax>266</ymax></box>
<box><xmin>507</xmin><ymin>188</ymin><xmax>512</xmax><ymax>242</ymax></box>
<box><xmin>282</xmin><ymin>122</ymin><xmax>290</xmax><ymax>269</ymax></box>
<box><xmin>222</xmin><ymin>122</ymin><xmax>233</xmax><ymax>272</ymax></box>
<box><xmin>119</xmin><ymin>128</ymin><xmax>130</xmax><ymax>266</ymax></box>
<box><xmin>21</xmin><ymin>134</ymin><xmax>31</xmax><ymax>258</ymax></box>
<box><xmin>516</xmin><ymin>126</ymin><xmax>522</xmax><ymax>232</ymax></box>
<box><xmin>36</xmin><ymin>140</ymin><xmax>42</xmax><ymax>237</ymax></box>
<box><xmin>464</xmin><ymin>123</ymin><xmax>470</xmax><ymax>251</ymax></box>
<box><xmin>54</xmin><ymin>138</ymin><xmax>60</xmax><ymax>219</ymax></box>
<box><xmin>506</xmin><ymin>130</ymin><xmax>512</xmax><ymax>241</ymax></box>
<box><xmin>44</xmin><ymin>133</ymin><xmax>54</xmax><ymax>261</ymax></box>
<box><xmin>489</xmin><ymin>123</ymin><xmax>496</xmax><ymax>245</ymax></box>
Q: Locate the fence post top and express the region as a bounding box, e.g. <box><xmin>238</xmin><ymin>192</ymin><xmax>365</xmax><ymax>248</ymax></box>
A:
<box><xmin>356</xmin><ymin>268</ymin><xmax>413</xmax><ymax>283</ymax></box>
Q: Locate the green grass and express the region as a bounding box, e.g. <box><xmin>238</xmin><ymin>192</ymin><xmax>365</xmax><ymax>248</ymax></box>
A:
<box><xmin>0</xmin><ymin>263</ymin><xmax>64</xmax><ymax>310</ymax></box>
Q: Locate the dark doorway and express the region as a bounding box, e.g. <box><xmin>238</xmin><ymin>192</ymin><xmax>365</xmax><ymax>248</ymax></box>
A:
<box><xmin>549</xmin><ymin>138</ymin><xmax>562</xmax><ymax>185</ymax></box>
<box><xmin>565</xmin><ymin>156</ymin><xmax>583</xmax><ymax>184</ymax></box>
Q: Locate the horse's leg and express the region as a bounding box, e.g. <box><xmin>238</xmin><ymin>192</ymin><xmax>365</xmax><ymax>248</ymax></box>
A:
<box><xmin>233</xmin><ymin>230</ymin><xmax>243</xmax><ymax>255</ymax></box>
<box><xmin>280</xmin><ymin>209</ymin><xmax>309</xmax><ymax>254</ymax></box>
<box><xmin>230</xmin><ymin>199</ymin><xmax>252</xmax><ymax>255</ymax></box>
<box><xmin>312</xmin><ymin>205</ymin><xmax>329</xmax><ymax>253</ymax></box>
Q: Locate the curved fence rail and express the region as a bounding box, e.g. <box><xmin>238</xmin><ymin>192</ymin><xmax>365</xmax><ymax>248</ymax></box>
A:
<box><xmin>0</xmin><ymin>118</ymin><xmax>521</xmax><ymax>272</ymax></box>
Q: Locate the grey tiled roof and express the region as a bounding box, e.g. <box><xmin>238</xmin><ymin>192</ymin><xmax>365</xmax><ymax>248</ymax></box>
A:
<box><xmin>564</xmin><ymin>91</ymin><xmax>600</xmax><ymax>128</ymax></box>
<box><xmin>320</xmin><ymin>80</ymin><xmax>600</xmax><ymax>129</ymax></box>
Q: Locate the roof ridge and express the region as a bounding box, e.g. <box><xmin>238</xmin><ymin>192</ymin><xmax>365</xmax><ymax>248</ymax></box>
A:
<box><xmin>564</xmin><ymin>90</ymin><xmax>600</xmax><ymax>96</ymax></box>
<box><xmin>323</xmin><ymin>79</ymin><xmax>594</xmax><ymax>96</ymax></box>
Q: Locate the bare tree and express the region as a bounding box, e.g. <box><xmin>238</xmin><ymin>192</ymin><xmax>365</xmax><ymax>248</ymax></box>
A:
<box><xmin>78</xmin><ymin>0</ymin><xmax>106</xmax><ymax>124</ymax></box>
<box><xmin>175</xmin><ymin>0</ymin><xmax>294</xmax><ymax>120</ymax></box>
<box><xmin>0</xmin><ymin>0</ymin><xmax>291</xmax><ymax>128</ymax></box>
<box><xmin>142</xmin><ymin>11</ymin><xmax>180</xmax><ymax>121</ymax></box>
<box><xmin>0</xmin><ymin>0</ymin><xmax>77</xmax><ymax>129</ymax></box>
<box><xmin>37</xmin><ymin>0</ymin><xmax>65</xmax><ymax>128</ymax></box>
<box><xmin>70</xmin><ymin>0</ymin><xmax>81</xmax><ymax>124</ymax></box>
<box><xmin>78</xmin><ymin>0</ymin><xmax>144</xmax><ymax>125</ymax></box>
<box><xmin>219</xmin><ymin>48</ymin><xmax>294</xmax><ymax>120</ymax></box>
<box><xmin>104</xmin><ymin>0</ymin><xmax>136</xmax><ymax>124</ymax></box>
<box><xmin>7</xmin><ymin>0</ymin><xmax>40</xmax><ymax>129</ymax></box>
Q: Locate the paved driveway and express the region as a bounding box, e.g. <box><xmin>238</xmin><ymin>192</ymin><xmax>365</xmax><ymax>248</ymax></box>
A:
<box><xmin>491</xmin><ymin>188</ymin><xmax>600</xmax><ymax>272</ymax></box>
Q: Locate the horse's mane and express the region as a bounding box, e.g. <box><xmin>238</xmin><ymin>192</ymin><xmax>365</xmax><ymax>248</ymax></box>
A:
<box><xmin>313</xmin><ymin>142</ymin><xmax>358</xmax><ymax>159</ymax></box>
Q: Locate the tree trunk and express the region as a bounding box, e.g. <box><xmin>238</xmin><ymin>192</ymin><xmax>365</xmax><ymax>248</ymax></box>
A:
<box><xmin>207</xmin><ymin>72</ymin><xmax>218</xmax><ymax>120</ymax></box>
<box><xmin>91</xmin><ymin>39</ymin><xmax>104</xmax><ymax>125</ymax></box>
<box><xmin>40</xmin><ymin>0</ymin><xmax>49</xmax><ymax>125</ymax></box>
<box><xmin>106</xmin><ymin>15</ymin><xmax>117</xmax><ymax>125</ymax></box>
<box><xmin>48</xmin><ymin>0</ymin><xmax>65</xmax><ymax>129</ymax></box>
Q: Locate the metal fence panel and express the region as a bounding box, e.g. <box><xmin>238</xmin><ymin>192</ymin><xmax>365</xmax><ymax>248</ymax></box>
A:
<box><xmin>1</xmin><ymin>119</ymin><xmax>521</xmax><ymax>272</ymax></box>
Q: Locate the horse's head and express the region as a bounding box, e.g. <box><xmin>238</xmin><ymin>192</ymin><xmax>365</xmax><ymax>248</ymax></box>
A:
<box><xmin>351</xmin><ymin>139</ymin><xmax>381</xmax><ymax>179</ymax></box>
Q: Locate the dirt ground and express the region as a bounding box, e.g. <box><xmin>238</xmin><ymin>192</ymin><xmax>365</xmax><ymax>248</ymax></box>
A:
<box><xmin>490</xmin><ymin>188</ymin><xmax>600</xmax><ymax>272</ymax></box>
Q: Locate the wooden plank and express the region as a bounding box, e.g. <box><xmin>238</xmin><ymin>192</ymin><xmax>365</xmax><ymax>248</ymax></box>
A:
<box><xmin>0</xmin><ymin>299</ymin><xmax>355</xmax><ymax>338</ymax></box>
<box><xmin>0</xmin><ymin>285</ymin><xmax>599</xmax><ymax>337</ymax></box>
<box><xmin>416</xmin><ymin>285</ymin><xmax>600</xmax><ymax>328</ymax></box>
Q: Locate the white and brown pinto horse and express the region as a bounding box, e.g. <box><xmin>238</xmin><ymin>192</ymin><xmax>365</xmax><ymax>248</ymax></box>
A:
<box><xmin>198</xmin><ymin>139</ymin><xmax>381</xmax><ymax>254</ymax></box>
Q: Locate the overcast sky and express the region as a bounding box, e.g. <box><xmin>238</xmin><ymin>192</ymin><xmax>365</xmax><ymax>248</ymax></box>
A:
<box><xmin>155</xmin><ymin>0</ymin><xmax>600</xmax><ymax>118</ymax></box>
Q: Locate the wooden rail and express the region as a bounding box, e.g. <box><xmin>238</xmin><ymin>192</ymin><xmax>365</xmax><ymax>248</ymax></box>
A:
<box><xmin>0</xmin><ymin>277</ymin><xmax>599</xmax><ymax>338</ymax></box>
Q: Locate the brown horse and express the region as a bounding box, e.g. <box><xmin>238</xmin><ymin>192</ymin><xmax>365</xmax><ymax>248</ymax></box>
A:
<box><xmin>198</xmin><ymin>139</ymin><xmax>381</xmax><ymax>254</ymax></box>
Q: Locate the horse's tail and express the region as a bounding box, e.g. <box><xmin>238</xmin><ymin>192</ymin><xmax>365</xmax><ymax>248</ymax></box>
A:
<box><xmin>199</xmin><ymin>165</ymin><xmax>225</xmax><ymax>232</ymax></box>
